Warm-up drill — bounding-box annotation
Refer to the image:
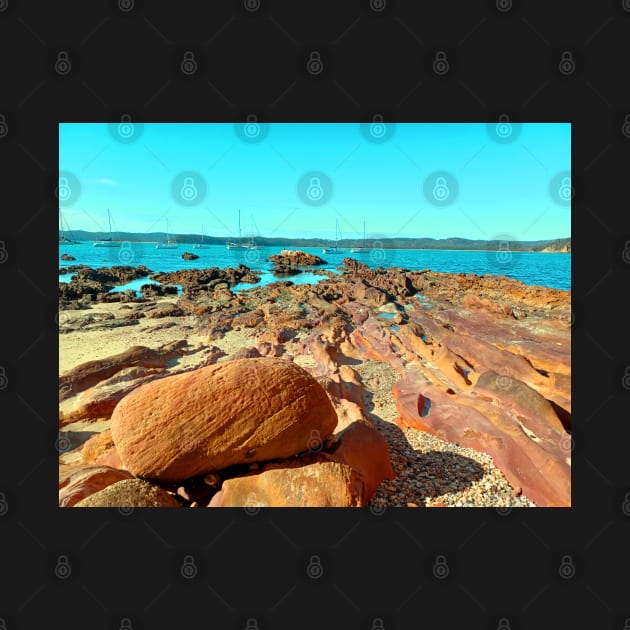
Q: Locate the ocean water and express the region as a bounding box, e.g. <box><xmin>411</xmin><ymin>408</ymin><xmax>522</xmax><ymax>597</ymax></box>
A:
<box><xmin>58</xmin><ymin>242</ymin><xmax>571</xmax><ymax>292</ymax></box>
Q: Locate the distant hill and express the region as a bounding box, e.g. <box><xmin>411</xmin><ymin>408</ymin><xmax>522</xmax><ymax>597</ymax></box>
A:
<box><xmin>536</xmin><ymin>237</ymin><xmax>571</xmax><ymax>253</ymax></box>
<box><xmin>60</xmin><ymin>230</ymin><xmax>571</xmax><ymax>252</ymax></box>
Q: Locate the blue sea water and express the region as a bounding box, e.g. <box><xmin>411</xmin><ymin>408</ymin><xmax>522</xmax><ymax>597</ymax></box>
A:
<box><xmin>58</xmin><ymin>242</ymin><xmax>571</xmax><ymax>292</ymax></box>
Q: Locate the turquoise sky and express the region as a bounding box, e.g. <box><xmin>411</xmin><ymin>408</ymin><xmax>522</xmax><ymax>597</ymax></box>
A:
<box><xmin>59</xmin><ymin>122</ymin><xmax>570</xmax><ymax>241</ymax></box>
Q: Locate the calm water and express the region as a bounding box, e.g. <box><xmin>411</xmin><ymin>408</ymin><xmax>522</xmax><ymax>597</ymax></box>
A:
<box><xmin>59</xmin><ymin>242</ymin><xmax>571</xmax><ymax>292</ymax></box>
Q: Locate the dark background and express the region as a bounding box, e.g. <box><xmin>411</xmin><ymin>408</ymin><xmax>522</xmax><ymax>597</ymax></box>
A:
<box><xmin>1</xmin><ymin>0</ymin><xmax>629</xmax><ymax>628</ymax></box>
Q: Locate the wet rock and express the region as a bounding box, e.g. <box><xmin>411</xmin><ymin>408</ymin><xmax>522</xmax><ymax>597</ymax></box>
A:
<box><xmin>268</xmin><ymin>250</ymin><xmax>326</xmax><ymax>266</ymax></box>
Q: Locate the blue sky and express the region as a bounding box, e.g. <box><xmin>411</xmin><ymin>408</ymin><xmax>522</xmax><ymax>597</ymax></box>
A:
<box><xmin>59</xmin><ymin>122</ymin><xmax>570</xmax><ymax>241</ymax></box>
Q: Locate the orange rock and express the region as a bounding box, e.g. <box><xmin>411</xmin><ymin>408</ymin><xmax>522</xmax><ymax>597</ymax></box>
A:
<box><xmin>59</xmin><ymin>367</ymin><xmax>168</xmax><ymax>426</ymax></box>
<box><xmin>81</xmin><ymin>430</ymin><xmax>115</xmax><ymax>465</ymax></box>
<box><xmin>94</xmin><ymin>446</ymin><xmax>125</xmax><ymax>469</ymax></box>
<box><xmin>111</xmin><ymin>358</ymin><xmax>338</xmax><ymax>482</ymax></box>
<box><xmin>59</xmin><ymin>465</ymin><xmax>133</xmax><ymax>507</ymax></box>
<box><xmin>59</xmin><ymin>346</ymin><xmax>169</xmax><ymax>402</ymax></box>
<box><xmin>331</xmin><ymin>417</ymin><xmax>395</xmax><ymax>501</ymax></box>
<box><xmin>393</xmin><ymin>373</ymin><xmax>571</xmax><ymax>507</ymax></box>
<box><xmin>209</xmin><ymin>456</ymin><xmax>365</xmax><ymax>507</ymax></box>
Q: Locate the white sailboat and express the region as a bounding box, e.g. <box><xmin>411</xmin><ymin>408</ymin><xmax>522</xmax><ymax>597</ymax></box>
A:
<box><xmin>156</xmin><ymin>219</ymin><xmax>178</xmax><ymax>249</ymax></box>
<box><xmin>243</xmin><ymin>214</ymin><xmax>261</xmax><ymax>250</ymax></box>
<box><xmin>93</xmin><ymin>209</ymin><xmax>121</xmax><ymax>247</ymax></box>
<box><xmin>59</xmin><ymin>209</ymin><xmax>80</xmax><ymax>244</ymax></box>
<box><xmin>350</xmin><ymin>220</ymin><xmax>368</xmax><ymax>253</ymax></box>
<box><xmin>226</xmin><ymin>210</ymin><xmax>253</xmax><ymax>249</ymax></box>
<box><xmin>322</xmin><ymin>219</ymin><xmax>345</xmax><ymax>254</ymax></box>
<box><xmin>192</xmin><ymin>224</ymin><xmax>207</xmax><ymax>249</ymax></box>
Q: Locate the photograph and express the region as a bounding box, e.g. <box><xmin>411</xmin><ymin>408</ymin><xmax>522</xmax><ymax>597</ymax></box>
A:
<box><xmin>58</xmin><ymin>121</ymin><xmax>571</xmax><ymax>508</ymax></box>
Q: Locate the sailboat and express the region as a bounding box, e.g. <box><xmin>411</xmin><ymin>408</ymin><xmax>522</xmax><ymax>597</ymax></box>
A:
<box><xmin>350</xmin><ymin>220</ymin><xmax>368</xmax><ymax>253</ymax></box>
<box><xmin>156</xmin><ymin>219</ymin><xmax>178</xmax><ymax>249</ymax></box>
<box><xmin>322</xmin><ymin>219</ymin><xmax>345</xmax><ymax>254</ymax></box>
<box><xmin>59</xmin><ymin>209</ymin><xmax>80</xmax><ymax>244</ymax></box>
<box><xmin>192</xmin><ymin>224</ymin><xmax>207</xmax><ymax>249</ymax></box>
<box><xmin>243</xmin><ymin>214</ymin><xmax>261</xmax><ymax>250</ymax></box>
<box><xmin>226</xmin><ymin>210</ymin><xmax>251</xmax><ymax>249</ymax></box>
<box><xmin>93</xmin><ymin>209</ymin><xmax>121</xmax><ymax>247</ymax></box>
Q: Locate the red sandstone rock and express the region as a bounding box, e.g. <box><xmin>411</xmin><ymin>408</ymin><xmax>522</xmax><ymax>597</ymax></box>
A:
<box><xmin>256</xmin><ymin>342</ymin><xmax>285</xmax><ymax>357</ymax></box>
<box><xmin>111</xmin><ymin>358</ymin><xmax>339</xmax><ymax>482</ymax></box>
<box><xmin>331</xmin><ymin>413</ymin><xmax>395</xmax><ymax>501</ymax></box>
<box><xmin>81</xmin><ymin>430</ymin><xmax>115</xmax><ymax>465</ymax></box>
<box><xmin>393</xmin><ymin>371</ymin><xmax>571</xmax><ymax>507</ymax></box>
<box><xmin>268</xmin><ymin>250</ymin><xmax>326</xmax><ymax>266</ymax></box>
<box><xmin>94</xmin><ymin>445</ymin><xmax>125</xmax><ymax>469</ymax></box>
<box><xmin>59</xmin><ymin>465</ymin><xmax>134</xmax><ymax>507</ymax></box>
<box><xmin>208</xmin><ymin>456</ymin><xmax>365</xmax><ymax>507</ymax></box>
<box><xmin>230</xmin><ymin>346</ymin><xmax>262</xmax><ymax>360</ymax></box>
<box><xmin>59</xmin><ymin>346</ymin><xmax>170</xmax><ymax>402</ymax></box>
<box><xmin>60</xmin><ymin>367</ymin><xmax>166</xmax><ymax>425</ymax></box>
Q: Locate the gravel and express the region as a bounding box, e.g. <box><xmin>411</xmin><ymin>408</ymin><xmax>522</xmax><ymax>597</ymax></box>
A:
<box><xmin>355</xmin><ymin>360</ymin><xmax>538</xmax><ymax>508</ymax></box>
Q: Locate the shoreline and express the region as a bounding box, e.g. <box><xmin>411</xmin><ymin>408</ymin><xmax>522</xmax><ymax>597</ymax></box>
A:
<box><xmin>59</xmin><ymin>256</ymin><xmax>570</xmax><ymax>508</ymax></box>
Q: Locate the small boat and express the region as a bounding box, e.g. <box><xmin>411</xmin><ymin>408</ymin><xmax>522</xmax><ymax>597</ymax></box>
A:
<box><xmin>93</xmin><ymin>209</ymin><xmax>121</xmax><ymax>247</ymax></box>
<box><xmin>59</xmin><ymin>209</ymin><xmax>81</xmax><ymax>244</ymax></box>
<box><xmin>192</xmin><ymin>224</ymin><xmax>207</xmax><ymax>249</ymax></box>
<box><xmin>226</xmin><ymin>209</ymin><xmax>257</xmax><ymax>249</ymax></box>
<box><xmin>350</xmin><ymin>220</ymin><xmax>368</xmax><ymax>253</ymax></box>
<box><xmin>322</xmin><ymin>219</ymin><xmax>345</xmax><ymax>254</ymax></box>
<box><xmin>156</xmin><ymin>219</ymin><xmax>178</xmax><ymax>249</ymax></box>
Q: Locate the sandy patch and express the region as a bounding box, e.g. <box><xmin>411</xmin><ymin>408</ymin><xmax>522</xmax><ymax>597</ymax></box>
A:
<box><xmin>59</xmin><ymin>298</ymin><xmax>205</xmax><ymax>374</ymax></box>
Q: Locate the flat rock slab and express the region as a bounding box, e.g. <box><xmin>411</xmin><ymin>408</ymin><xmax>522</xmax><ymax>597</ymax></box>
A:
<box><xmin>59</xmin><ymin>346</ymin><xmax>169</xmax><ymax>402</ymax></box>
<box><xmin>210</xmin><ymin>457</ymin><xmax>364</xmax><ymax>507</ymax></box>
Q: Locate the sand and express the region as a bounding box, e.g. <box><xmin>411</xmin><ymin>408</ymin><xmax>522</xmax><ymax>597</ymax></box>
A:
<box><xmin>59</xmin><ymin>297</ymin><xmax>251</xmax><ymax>375</ymax></box>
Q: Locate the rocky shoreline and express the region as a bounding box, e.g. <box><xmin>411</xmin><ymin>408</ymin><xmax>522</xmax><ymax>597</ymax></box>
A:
<box><xmin>59</xmin><ymin>256</ymin><xmax>571</xmax><ymax>508</ymax></box>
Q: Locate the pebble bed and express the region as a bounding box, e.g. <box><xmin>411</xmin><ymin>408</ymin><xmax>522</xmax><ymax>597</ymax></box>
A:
<box><xmin>355</xmin><ymin>360</ymin><xmax>538</xmax><ymax>508</ymax></box>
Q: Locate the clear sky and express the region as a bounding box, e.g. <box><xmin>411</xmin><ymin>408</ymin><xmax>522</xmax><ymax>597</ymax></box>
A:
<box><xmin>59</xmin><ymin>122</ymin><xmax>570</xmax><ymax>242</ymax></box>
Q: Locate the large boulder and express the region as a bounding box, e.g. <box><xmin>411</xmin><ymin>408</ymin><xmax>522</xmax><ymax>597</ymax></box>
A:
<box><xmin>111</xmin><ymin>358</ymin><xmax>338</xmax><ymax>482</ymax></box>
